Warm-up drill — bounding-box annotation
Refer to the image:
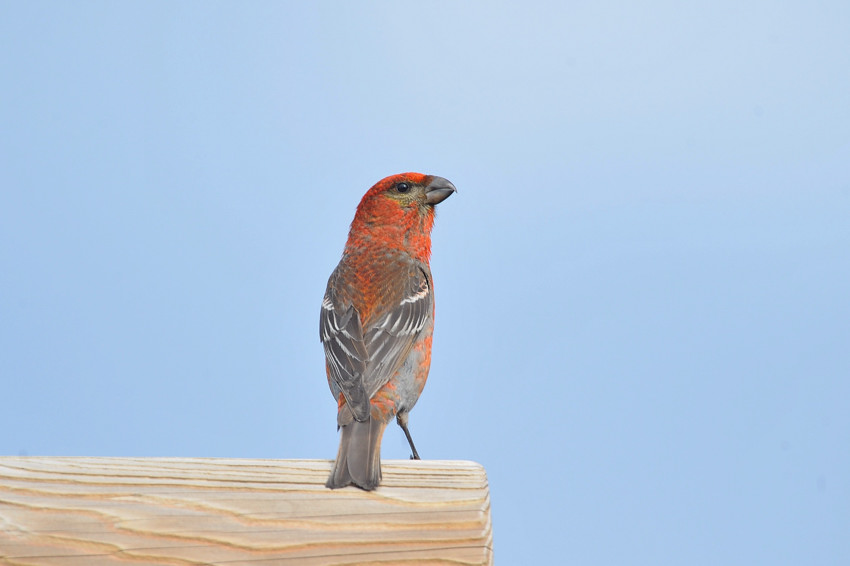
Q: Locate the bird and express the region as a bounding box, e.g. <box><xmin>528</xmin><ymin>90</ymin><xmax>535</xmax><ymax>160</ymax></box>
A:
<box><xmin>320</xmin><ymin>172</ymin><xmax>456</xmax><ymax>490</ymax></box>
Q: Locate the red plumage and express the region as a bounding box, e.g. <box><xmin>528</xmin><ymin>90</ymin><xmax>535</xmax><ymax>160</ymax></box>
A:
<box><xmin>320</xmin><ymin>172</ymin><xmax>455</xmax><ymax>490</ymax></box>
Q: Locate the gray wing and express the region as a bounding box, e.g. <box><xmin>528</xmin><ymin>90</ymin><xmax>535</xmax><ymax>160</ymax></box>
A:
<box><xmin>320</xmin><ymin>286</ymin><xmax>370</xmax><ymax>422</ymax></box>
<box><xmin>361</xmin><ymin>265</ymin><xmax>433</xmax><ymax>398</ymax></box>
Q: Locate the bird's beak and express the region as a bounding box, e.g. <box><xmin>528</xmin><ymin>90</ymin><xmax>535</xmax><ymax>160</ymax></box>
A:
<box><xmin>425</xmin><ymin>176</ymin><xmax>457</xmax><ymax>205</ymax></box>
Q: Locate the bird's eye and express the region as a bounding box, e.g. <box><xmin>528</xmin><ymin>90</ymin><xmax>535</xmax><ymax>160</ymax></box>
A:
<box><xmin>396</xmin><ymin>182</ymin><xmax>410</xmax><ymax>193</ymax></box>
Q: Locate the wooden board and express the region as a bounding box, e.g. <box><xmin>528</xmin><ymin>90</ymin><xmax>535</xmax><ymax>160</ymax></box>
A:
<box><xmin>0</xmin><ymin>457</ymin><xmax>492</xmax><ymax>565</ymax></box>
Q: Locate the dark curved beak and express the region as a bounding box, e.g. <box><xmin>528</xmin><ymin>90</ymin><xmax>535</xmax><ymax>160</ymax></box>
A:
<box><xmin>425</xmin><ymin>176</ymin><xmax>457</xmax><ymax>205</ymax></box>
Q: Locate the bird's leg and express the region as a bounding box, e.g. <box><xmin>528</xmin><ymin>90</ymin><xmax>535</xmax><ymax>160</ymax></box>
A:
<box><xmin>396</xmin><ymin>411</ymin><xmax>420</xmax><ymax>460</ymax></box>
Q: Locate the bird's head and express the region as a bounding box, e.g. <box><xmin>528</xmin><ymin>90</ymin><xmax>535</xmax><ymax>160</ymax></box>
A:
<box><xmin>358</xmin><ymin>172</ymin><xmax>456</xmax><ymax>213</ymax></box>
<box><xmin>347</xmin><ymin>172</ymin><xmax>456</xmax><ymax>261</ymax></box>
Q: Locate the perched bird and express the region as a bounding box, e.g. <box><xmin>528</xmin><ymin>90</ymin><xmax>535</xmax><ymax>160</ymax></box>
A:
<box><xmin>320</xmin><ymin>172</ymin><xmax>456</xmax><ymax>490</ymax></box>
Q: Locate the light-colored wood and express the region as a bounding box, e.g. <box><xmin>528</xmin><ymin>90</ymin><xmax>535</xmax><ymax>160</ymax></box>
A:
<box><xmin>0</xmin><ymin>457</ymin><xmax>492</xmax><ymax>566</ymax></box>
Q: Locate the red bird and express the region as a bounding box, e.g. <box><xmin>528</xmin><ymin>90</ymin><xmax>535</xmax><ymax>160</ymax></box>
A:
<box><xmin>321</xmin><ymin>172</ymin><xmax>456</xmax><ymax>490</ymax></box>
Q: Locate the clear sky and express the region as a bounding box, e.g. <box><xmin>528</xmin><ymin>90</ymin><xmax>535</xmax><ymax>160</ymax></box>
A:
<box><xmin>2</xmin><ymin>2</ymin><xmax>848</xmax><ymax>564</ymax></box>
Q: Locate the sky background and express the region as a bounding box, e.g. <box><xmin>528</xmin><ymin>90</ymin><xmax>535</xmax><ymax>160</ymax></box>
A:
<box><xmin>2</xmin><ymin>2</ymin><xmax>849</xmax><ymax>564</ymax></box>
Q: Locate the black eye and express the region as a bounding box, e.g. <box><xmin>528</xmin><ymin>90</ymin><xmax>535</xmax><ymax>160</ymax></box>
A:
<box><xmin>396</xmin><ymin>182</ymin><xmax>410</xmax><ymax>193</ymax></box>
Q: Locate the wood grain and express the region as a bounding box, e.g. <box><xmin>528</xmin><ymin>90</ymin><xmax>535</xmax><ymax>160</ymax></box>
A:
<box><xmin>0</xmin><ymin>457</ymin><xmax>492</xmax><ymax>565</ymax></box>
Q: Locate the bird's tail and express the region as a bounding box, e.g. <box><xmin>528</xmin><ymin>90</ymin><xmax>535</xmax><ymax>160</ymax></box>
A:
<box><xmin>326</xmin><ymin>416</ymin><xmax>387</xmax><ymax>490</ymax></box>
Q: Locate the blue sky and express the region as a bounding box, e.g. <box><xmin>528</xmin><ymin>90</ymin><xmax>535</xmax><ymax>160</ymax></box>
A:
<box><xmin>2</xmin><ymin>2</ymin><xmax>848</xmax><ymax>564</ymax></box>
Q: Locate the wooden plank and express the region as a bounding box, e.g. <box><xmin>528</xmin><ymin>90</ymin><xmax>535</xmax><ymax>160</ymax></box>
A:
<box><xmin>0</xmin><ymin>457</ymin><xmax>493</xmax><ymax>565</ymax></box>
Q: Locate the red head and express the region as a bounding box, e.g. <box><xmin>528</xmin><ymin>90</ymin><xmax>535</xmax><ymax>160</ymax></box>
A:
<box><xmin>346</xmin><ymin>173</ymin><xmax>456</xmax><ymax>263</ymax></box>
